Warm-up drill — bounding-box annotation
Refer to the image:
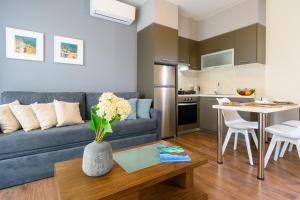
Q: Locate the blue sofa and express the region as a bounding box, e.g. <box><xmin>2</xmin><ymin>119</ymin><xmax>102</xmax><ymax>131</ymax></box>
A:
<box><xmin>0</xmin><ymin>91</ymin><xmax>161</xmax><ymax>189</ymax></box>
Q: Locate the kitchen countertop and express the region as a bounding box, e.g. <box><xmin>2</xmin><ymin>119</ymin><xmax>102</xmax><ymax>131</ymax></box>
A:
<box><xmin>178</xmin><ymin>94</ymin><xmax>255</xmax><ymax>99</ymax></box>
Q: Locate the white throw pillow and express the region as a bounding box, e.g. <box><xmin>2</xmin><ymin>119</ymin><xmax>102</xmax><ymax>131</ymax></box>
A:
<box><xmin>10</xmin><ymin>104</ymin><xmax>40</xmax><ymax>132</ymax></box>
<box><xmin>32</xmin><ymin>103</ymin><xmax>58</xmax><ymax>130</ymax></box>
<box><xmin>53</xmin><ymin>100</ymin><xmax>84</xmax><ymax>127</ymax></box>
<box><xmin>0</xmin><ymin>100</ymin><xmax>21</xmax><ymax>133</ymax></box>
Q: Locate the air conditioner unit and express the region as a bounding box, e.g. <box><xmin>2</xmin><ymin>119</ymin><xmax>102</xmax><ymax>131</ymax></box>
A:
<box><xmin>90</xmin><ymin>0</ymin><xmax>136</xmax><ymax>25</ymax></box>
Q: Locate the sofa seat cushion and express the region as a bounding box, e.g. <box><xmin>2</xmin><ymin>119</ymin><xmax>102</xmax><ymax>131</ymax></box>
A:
<box><xmin>0</xmin><ymin>122</ymin><xmax>94</xmax><ymax>160</ymax></box>
<box><xmin>0</xmin><ymin>119</ymin><xmax>158</xmax><ymax>160</ymax></box>
<box><xmin>110</xmin><ymin>119</ymin><xmax>157</xmax><ymax>137</ymax></box>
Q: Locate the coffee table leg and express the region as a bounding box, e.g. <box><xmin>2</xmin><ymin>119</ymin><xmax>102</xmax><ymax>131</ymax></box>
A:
<box><xmin>170</xmin><ymin>169</ymin><xmax>194</xmax><ymax>189</ymax></box>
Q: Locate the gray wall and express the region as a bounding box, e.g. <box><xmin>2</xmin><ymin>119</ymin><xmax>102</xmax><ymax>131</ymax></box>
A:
<box><xmin>0</xmin><ymin>0</ymin><xmax>137</xmax><ymax>93</ymax></box>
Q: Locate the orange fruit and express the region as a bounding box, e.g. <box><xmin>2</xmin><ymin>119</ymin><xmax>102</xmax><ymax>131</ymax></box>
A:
<box><xmin>245</xmin><ymin>90</ymin><xmax>251</xmax><ymax>96</ymax></box>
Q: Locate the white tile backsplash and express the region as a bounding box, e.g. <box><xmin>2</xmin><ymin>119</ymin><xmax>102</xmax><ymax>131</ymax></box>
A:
<box><xmin>178</xmin><ymin>70</ymin><xmax>200</xmax><ymax>90</ymax></box>
<box><xmin>178</xmin><ymin>63</ymin><xmax>266</xmax><ymax>97</ymax></box>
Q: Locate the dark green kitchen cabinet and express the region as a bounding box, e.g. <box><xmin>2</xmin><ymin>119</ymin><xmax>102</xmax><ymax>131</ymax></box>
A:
<box><xmin>189</xmin><ymin>39</ymin><xmax>199</xmax><ymax>70</ymax></box>
<box><xmin>198</xmin><ymin>23</ymin><xmax>266</xmax><ymax>68</ymax></box>
<box><xmin>199</xmin><ymin>97</ymin><xmax>254</xmax><ymax>134</ymax></box>
<box><xmin>137</xmin><ymin>23</ymin><xmax>178</xmax><ymax>99</ymax></box>
<box><xmin>256</xmin><ymin>24</ymin><xmax>266</xmax><ymax>64</ymax></box>
<box><xmin>200</xmin><ymin>37</ymin><xmax>217</xmax><ymax>56</ymax></box>
<box><xmin>199</xmin><ymin>97</ymin><xmax>218</xmax><ymax>133</ymax></box>
<box><xmin>214</xmin><ymin>32</ymin><xmax>234</xmax><ymax>52</ymax></box>
<box><xmin>178</xmin><ymin>37</ymin><xmax>190</xmax><ymax>64</ymax></box>
<box><xmin>199</xmin><ymin>32</ymin><xmax>234</xmax><ymax>55</ymax></box>
<box><xmin>197</xmin><ymin>41</ymin><xmax>203</xmax><ymax>69</ymax></box>
<box><xmin>198</xmin><ymin>32</ymin><xmax>234</xmax><ymax>70</ymax></box>
<box><xmin>178</xmin><ymin>37</ymin><xmax>199</xmax><ymax>70</ymax></box>
<box><xmin>234</xmin><ymin>23</ymin><xmax>266</xmax><ymax>65</ymax></box>
<box><xmin>154</xmin><ymin>24</ymin><xmax>178</xmax><ymax>63</ymax></box>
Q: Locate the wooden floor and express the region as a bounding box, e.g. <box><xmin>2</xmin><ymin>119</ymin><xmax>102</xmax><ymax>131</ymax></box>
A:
<box><xmin>0</xmin><ymin>132</ymin><xmax>300</xmax><ymax>200</ymax></box>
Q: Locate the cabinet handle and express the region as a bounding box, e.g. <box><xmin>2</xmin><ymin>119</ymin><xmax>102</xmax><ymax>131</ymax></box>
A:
<box><xmin>161</xmin><ymin>58</ymin><xmax>178</xmax><ymax>63</ymax></box>
<box><xmin>161</xmin><ymin>58</ymin><xmax>192</xmax><ymax>65</ymax></box>
<box><xmin>239</xmin><ymin>61</ymin><xmax>251</xmax><ymax>64</ymax></box>
<box><xmin>202</xmin><ymin>98</ymin><xmax>216</xmax><ymax>101</ymax></box>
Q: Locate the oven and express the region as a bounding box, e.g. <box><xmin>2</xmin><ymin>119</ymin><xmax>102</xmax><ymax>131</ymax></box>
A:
<box><xmin>177</xmin><ymin>96</ymin><xmax>200</xmax><ymax>134</ymax></box>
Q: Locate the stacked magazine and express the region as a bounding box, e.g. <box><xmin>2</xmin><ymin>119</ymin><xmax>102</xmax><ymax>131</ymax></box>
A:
<box><xmin>157</xmin><ymin>146</ymin><xmax>191</xmax><ymax>162</ymax></box>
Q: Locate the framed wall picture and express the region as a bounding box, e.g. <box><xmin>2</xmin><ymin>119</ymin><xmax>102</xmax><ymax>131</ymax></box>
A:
<box><xmin>6</xmin><ymin>27</ymin><xmax>44</xmax><ymax>61</ymax></box>
<box><xmin>54</xmin><ymin>35</ymin><xmax>84</xmax><ymax>65</ymax></box>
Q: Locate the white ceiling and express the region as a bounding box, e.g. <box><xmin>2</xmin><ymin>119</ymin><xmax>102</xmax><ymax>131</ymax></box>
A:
<box><xmin>121</xmin><ymin>0</ymin><xmax>246</xmax><ymax>21</ymax></box>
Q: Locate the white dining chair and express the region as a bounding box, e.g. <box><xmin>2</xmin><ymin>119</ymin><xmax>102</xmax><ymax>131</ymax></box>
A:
<box><xmin>264</xmin><ymin>124</ymin><xmax>300</xmax><ymax>168</ymax></box>
<box><xmin>279</xmin><ymin>120</ymin><xmax>300</xmax><ymax>157</ymax></box>
<box><xmin>217</xmin><ymin>98</ymin><xmax>259</xmax><ymax>165</ymax></box>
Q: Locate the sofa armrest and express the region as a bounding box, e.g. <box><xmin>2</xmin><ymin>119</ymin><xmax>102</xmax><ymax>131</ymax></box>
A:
<box><xmin>150</xmin><ymin>109</ymin><xmax>162</xmax><ymax>139</ymax></box>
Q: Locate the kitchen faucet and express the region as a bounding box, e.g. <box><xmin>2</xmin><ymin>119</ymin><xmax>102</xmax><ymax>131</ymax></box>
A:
<box><xmin>214</xmin><ymin>82</ymin><xmax>222</xmax><ymax>95</ymax></box>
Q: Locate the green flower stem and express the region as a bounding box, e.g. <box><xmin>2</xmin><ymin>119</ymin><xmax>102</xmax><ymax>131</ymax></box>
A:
<box><xmin>95</xmin><ymin>127</ymin><xmax>105</xmax><ymax>142</ymax></box>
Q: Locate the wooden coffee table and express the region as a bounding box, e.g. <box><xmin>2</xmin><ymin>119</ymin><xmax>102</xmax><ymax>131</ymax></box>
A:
<box><xmin>55</xmin><ymin>140</ymin><xmax>208</xmax><ymax>200</ymax></box>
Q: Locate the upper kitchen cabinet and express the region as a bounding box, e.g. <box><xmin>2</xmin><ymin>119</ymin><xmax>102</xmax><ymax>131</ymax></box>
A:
<box><xmin>257</xmin><ymin>24</ymin><xmax>266</xmax><ymax>64</ymax></box>
<box><xmin>189</xmin><ymin>39</ymin><xmax>200</xmax><ymax>70</ymax></box>
<box><xmin>199</xmin><ymin>38</ymin><xmax>216</xmax><ymax>56</ymax></box>
<box><xmin>198</xmin><ymin>23</ymin><xmax>266</xmax><ymax>68</ymax></box>
<box><xmin>234</xmin><ymin>23</ymin><xmax>266</xmax><ymax>65</ymax></box>
<box><xmin>198</xmin><ymin>32</ymin><xmax>234</xmax><ymax>69</ymax></box>
<box><xmin>178</xmin><ymin>37</ymin><xmax>190</xmax><ymax>64</ymax></box>
<box><xmin>137</xmin><ymin>23</ymin><xmax>178</xmax><ymax>99</ymax></box>
<box><xmin>200</xmin><ymin>32</ymin><xmax>234</xmax><ymax>55</ymax></box>
<box><xmin>154</xmin><ymin>24</ymin><xmax>178</xmax><ymax>64</ymax></box>
<box><xmin>215</xmin><ymin>32</ymin><xmax>235</xmax><ymax>52</ymax></box>
<box><xmin>178</xmin><ymin>37</ymin><xmax>200</xmax><ymax>70</ymax></box>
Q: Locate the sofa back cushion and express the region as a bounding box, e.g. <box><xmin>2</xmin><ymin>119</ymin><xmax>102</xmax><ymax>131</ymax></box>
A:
<box><xmin>85</xmin><ymin>92</ymin><xmax>139</xmax><ymax>120</ymax></box>
<box><xmin>54</xmin><ymin>100</ymin><xmax>84</xmax><ymax>127</ymax></box>
<box><xmin>1</xmin><ymin>92</ymin><xmax>87</xmax><ymax>120</ymax></box>
<box><xmin>0</xmin><ymin>100</ymin><xmax>21</xmax><ymax>133</ymax></box>
<box><xmin>10</xmin><ymin>104</ymin><xmax>40</xmax><ymax>132</ymax></box>
<box><xmin>31</xmin><ymin>103</ymin><xmax>58</xmax><ymax>130</ymax></box>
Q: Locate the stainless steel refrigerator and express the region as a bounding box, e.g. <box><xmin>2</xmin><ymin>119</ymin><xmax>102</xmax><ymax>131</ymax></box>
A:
<box><xmin>153</xmin><ymin>64</ymin><xmax>176</xmax><ymax>139</ymax></box>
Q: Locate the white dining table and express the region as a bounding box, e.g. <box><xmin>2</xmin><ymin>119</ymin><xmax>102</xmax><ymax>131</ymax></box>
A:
<box><xmin>212</xmin><ymin>103</ymin><xmax>300</xmax><ymax>180</ymax></box>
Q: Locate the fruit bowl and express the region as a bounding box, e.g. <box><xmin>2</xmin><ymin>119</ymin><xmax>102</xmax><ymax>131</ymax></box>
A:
<box><xmin>237</xmin><ymin>88</ymin><xmax>255</xmax><ymax>96</ymax></box>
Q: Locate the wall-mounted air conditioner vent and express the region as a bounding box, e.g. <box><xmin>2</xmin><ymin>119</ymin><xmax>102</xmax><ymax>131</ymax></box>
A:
<box><xmin>90</xmin><ymin>0</ymin><xmax>136</xmax><ymax>25</ymax></box>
